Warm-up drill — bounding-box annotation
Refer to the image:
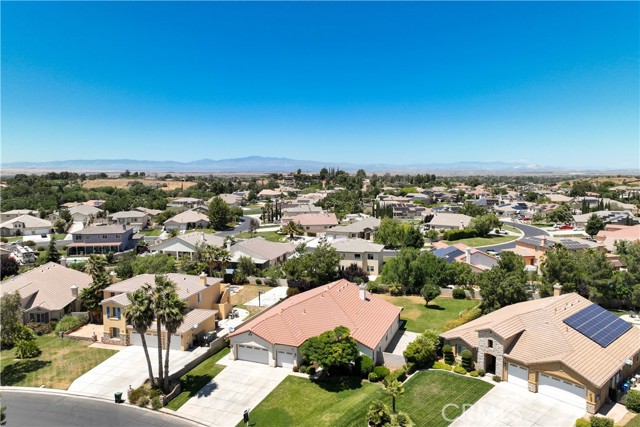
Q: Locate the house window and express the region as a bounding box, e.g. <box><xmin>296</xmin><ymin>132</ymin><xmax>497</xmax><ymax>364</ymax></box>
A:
<box><xmin>111</xmin><ymin>292</ymin><xmax>116</xmax><ymax>297</ymax></box>
<box><xmin>488</xmin><ymin>339</ymin><xmax>493</xmax><ymax>348</ymax></box>
<box><xmin>116</xmin><ymin>234</ymin><xmax>121</xmax><ymax>238</ymax></box>
<box><xmin>116</xmin><ymin>307</ymin><xmax>121</xmax><ymax>320</ymax></box>
<box><xmin>29</xmin><ymin>312</ymin><xmax>49</xmax><ymax>323</ymax></box>
<box><xmin>111</xmin><ymin>327</ymin><xmax>120</xmax><ymax>338</ymax></box>
<box><xmin>197</xmin><ymin>293</ymin><xmax>202</xmax><ymax>303</ymax></box>
<box><xmin>354</xmin><ymin>254</ymin><xmax>361</xmax><ymax>260</ymax></box>
<box><xmin>367</xmin><ymin>254</ymin><xmax>374</xmax><ymax>260</ymax></box>
<box><xmin>367</xmin><ymin>266</ymin><xmax>374</xmax><ymax>272</ymax></box>
<box><xmin>103</xmin><ymin>235</ymin><xmax>108</xmax><ymax>239</ymax></box>
<box><xmin>456</xmin><ymin>345</ymin><xmax>465</xmax><ymax>355</ymax></box>
<box><xmin>75</xmin><ymin>236</ymin><xmax>82</xmax><ymax>241</ymax></box>
<box><xmin>106</xmin><ymin>307</ymin><xmax>110</xmax><ymax>318</ymax></box>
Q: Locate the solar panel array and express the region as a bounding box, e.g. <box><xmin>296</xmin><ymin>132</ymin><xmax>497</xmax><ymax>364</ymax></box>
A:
<box><xmin>431</xmin><ymin>247</ymin><xmax>464</xmax><ymax>263</ymax></box>
<box><xmin>558</xmin><ymin>239</ymin><xmax>589</xmax><ymax>250</ymax></box>
<box><xmin>564</xmin><ymin>304</ymin><xmax>632</xmax><ymax>348</ymax></box>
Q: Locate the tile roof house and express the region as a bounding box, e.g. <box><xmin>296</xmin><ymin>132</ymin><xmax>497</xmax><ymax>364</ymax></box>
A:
<box><xmin>168</xmin><ymin>197</ymin><xmax>205</xmax><ymax>209</ymax></box>
<box><xmin>428</xmin><ymin>213</ymin><xmax>473</xmax><ymax>230</ymax></box>
<box><xmin>67</xmin><ymin>224</ymin><xmax>137</xmax><ymax>256</ymax></box>
<box><xmin>325</xmin><ymin>238</ymin><xmax>385</xmax><ymax>277</ymax></box>
<box><xmin>502</xmin><ymin>236</ymin><xmax>605</xmax><ymax>270</ymax></box>
<box><xmin>326</xmin><ymin>217</ymin><xmax>381</xmax><ymax>241</ymax></box>
<box><xmin>281</xmin><ymin>212</ymin><xmax>339</xmax><ymax>234</ymax></box>
<box><xmin>0</xmin><ymin>209</ymin><xmax>38</xmax><ymax>223</ymax></box>
<box><xmin>228</xmin><ymin>279</ymin><xmax>402</xmax><ymax>367</ymax></box>
<box><xmin>572</xmin><ymin>210</ymin><xmax>637</xmax><ymax>227</ymax></box>
<box><xmin>99</xmin><ymin>273</ymin><xmax>231</xmax><ymax>350</ymax></box>
<box><xmin>108</xmin><ymin>210</ymin><xmax>150</xmax><ymax>231</ymax></box>
<box><xmin>133</xmin><ymin>207</ymin><xmax>163</xmax><ymax>217</ymax></box>
<box><xmin>0</xmin><ymin>215</ymin><xmax>53</xmax><ymax>237</ymax></box>
<box><xmin>0</xmin><ymin>262</ymin><xmax>92</xmax><ymax>323</ymax></box>
<box><xmin>164</xmin><ymin>210</ymin><xmax>210</xmax><ymax>231</ymax></box>
<box><xmin>230</xmin><ymin>237</ymin><xmax>296</xmax><ymax>268</ymax></box>
<box><xmin>595</xmin><ymin>224</ymin><xmax>640</xmax><ymax>251</ymax></box>
<box><xmin>150</xmin><ymin>232</ymin><xmax>225</xmax><ymax>258</ymax></box>
<box><xmin>440</xmin><ymin>289</ymin><xmax>640</xmax><ymax>414</ymax></box>
<box><xmin>68</xmin><ymin>205</ymin><xmax>102</xmax><ymax>222</ymax></box>
<box><xmin>257</xmin><ymin>189</ymin><xmax>283</xmax><ymax>199</ymax></box>
<box><xmin>431</xmin><ymin>241</ymin><xmax>498</xmax><ymax>272</ymax></box>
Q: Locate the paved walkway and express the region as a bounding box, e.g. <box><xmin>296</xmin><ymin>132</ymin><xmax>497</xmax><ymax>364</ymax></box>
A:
<box><xmin>68</xmin><ymin>323</ymin><xmax>103</xmax><ymax>339</ymax></box>
<box><xmin>68</xmin><ymin>345</ymin><xmax>206</xmax><ymax>399</ymax></box>
<box><xmin>385</xmin><ymin>330</ymin><xmax>419</xmax><ymax>355</ymax></box>
<box><xmin>244</xmin><ymin>286</ymin><xmax>288</xmax><ymax>307</ymax></box>
<box><xmin>450</xmin><ymin>382</ymin><xmax>585</xmax><ymax>427</ymax></box>
<box><xmin>177</xmin><ymin>358</ymin><xmax>289</xmax><ymax>427</ymax></box>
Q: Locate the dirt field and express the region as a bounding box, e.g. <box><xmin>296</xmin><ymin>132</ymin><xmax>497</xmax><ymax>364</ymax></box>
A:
<box><xmin>82</xmin><ymin>179</ymin><xmax>198</xmax><ymax>190</ymax></box>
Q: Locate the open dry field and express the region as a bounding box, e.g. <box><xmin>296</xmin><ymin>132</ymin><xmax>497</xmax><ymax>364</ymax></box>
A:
<box><xmin>82</xmin><ymin>178</ymin><xmax>198</xmax><ymax>190</ymax></box>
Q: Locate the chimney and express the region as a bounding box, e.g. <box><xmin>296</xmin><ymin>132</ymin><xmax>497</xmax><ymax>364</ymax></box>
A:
<box><xmin>359</xmin><ymin>284</ymin><xmax>367</xmax><ymax>301</ymax></box>
<box><xmin>465</xmin><ymin>248</ymin><xmax>471</xmax><ymax>264</ymax></box>
<box><xmin>553</xmin><ymin>283</ymin><xmax>562</xmax><ymax>297</ymax></box>
<box><xmin>199</xmin><ymin>272</ymin><xmax>208</xmax><ymax>287</ymax></box>
<box><xmin>60</xmin><ymin>257</ymin><xmax>67</xmax><ymax>268</ymax></box>
<box><xmin>70</xmin><ymin>284</ymin><xmax>78</xmax><ymax>298</ymax></box>
<box><xmin>109</xmin><ymin>271</ymin><xmax>118</xmax><ymax>284</ymax></box>
<box><xmin>226</xmin><ymin>240</ymin><xmax>231</xmax><ymax>252</ymax></box>
<box><xmin>460</xmin><ymin>221</ymin><xmax>464</xmax><ymax>230</ymax></box>
<box><xmin>541</xmin><ymin>236</ymin><xmax>547</xmax><ymax>247</ymax></box>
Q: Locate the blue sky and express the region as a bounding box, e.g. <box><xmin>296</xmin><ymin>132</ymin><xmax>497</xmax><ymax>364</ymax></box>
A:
<box><xmin>2</xmin><ymin>1</ymin><xmax>639</xmax><ymax>169</ymax></box>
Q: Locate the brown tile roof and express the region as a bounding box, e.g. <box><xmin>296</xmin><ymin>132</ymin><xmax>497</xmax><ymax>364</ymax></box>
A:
<box><xmin>231</xmin><ymin>237</ymin><xmax>295</xmax><ymax>262</ymax></box>
<box><xmin>165</xmin><ymin>210</ymin><xmax>210</xmax><ymax>224</ymax></box>
<box><xmin>74</xmin><ymin>224</ymin><xmax>132</xmax><ymax>235</ymax></box>
<box><xmin>0</xmin><ymin>262</ymin><xmax>92</xmax><ymax>311</ymax></box>
<box><xmin>284</xmin><ymin>213</ymin><xmax>338</xmax><ymax>227</ymax></box>
<box><xmin>229</xmin><ymin>279</ymin><xmax>402</xmax><ymax>350</ymax></box>
<box><xmin>146</xmin><ymin>309</ymin><xmax>218</xmax><ymax>334</ymax></box>
<box><xmin>441</xmin><ymin>293</ymin><xmax>640</xmax><ymax>388</ymax></box>
<box><xmin>0</xmin><ymin>215</ymin><xmax>52</xmax><ymax>229</ymax></box>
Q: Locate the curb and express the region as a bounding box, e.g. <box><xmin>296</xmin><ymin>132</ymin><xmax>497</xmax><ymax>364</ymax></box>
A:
<box><xmin>0</xmin><ymin>387</ymin><xmax>207</xmax><ymax>427</ymax></box>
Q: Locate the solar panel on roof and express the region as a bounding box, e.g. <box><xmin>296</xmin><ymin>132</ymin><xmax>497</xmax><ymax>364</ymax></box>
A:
<box><xmin>563</xmin><ymin>304</ymin><xmax>632</xmax><ymax>347</ymax></box>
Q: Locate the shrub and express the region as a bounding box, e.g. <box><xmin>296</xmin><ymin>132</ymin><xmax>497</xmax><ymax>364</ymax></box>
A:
<box><xmin>137</xmin><ymin>395</ymin><xmax>150</xmax><ymax>407</ymax></box>
<box><xmin>26</xmin><ymin>322</ymin><xmax>50</xmax><ymax>336</ymax></box>
<box><xmin>403</xmin><ymin>330</ymin><xmax>440</xmax><ymax>369</ymax></box>
<box><xmin>292</xmin><ymin>365</ymin><xmax>299</xmax><ymax>373</ymax></box>
<box><xmin>308</xmin><ymin>367</ymin><xmax>316</xmax><ymax>375</ymax></box>
<box><xmin>589</xmin><ymin>416</ymin><xmax>613</xmax><ymax>427</ymax></box>
<box><xmin>460</xmin><ymin>349</ymin><xmax>473</xmax><ymax>371</ymax></box>
<box><xmin>22</xmin><ymin>240</ymin><xmax>36</xmax><ymax>247</ymax></box>
<box><xmin>384</xmin><ymin>368</ymin><xmax>407</xmax><ymax>385</ymax></box>
<box><xmin>432</xmin><ymin>361</ymin><xmax>453</xmax><ymax>371</ymax></box>
<box><xmin>255</xmin><ymin>278</ymin><xmax>262</xmax><ymax>285</ymax></box>
<box><xmin>575</xmin><ymin>419</ymin><xmax>591</xmax><ymax>427</ymax></box>
<box><xmin>405</xmin><ymin>362</ymin><xmax>416</xmax><ymax>374</ymax></box>
<box><xmin>453</xmin><ymin>366</ymin><xmax>467</xmax><ymax>375</ymax></box>
<box><xmin>299</xmin><ymin>365</ymin><xmax>308</xmax><ymax>374</ymax></box>
<box><xmin>150</xmin><ymin>396</ymin><xmax>163</xmax><ymax>410</ymax></box>
<box><xmin>128</xmin><ymin>386</ymin><xmax>148</xmax><ymax>405</ymax></box>
<box><xmin>286</xmin><ymin>287</ymin><xmax>300</xmax><ymax>297</ymax></box>
<box><xmin>54</xmin><ymin>314</ymin><xmax>88</xmax><ymax>334</ymax></box>
<box><xmin>442</xmin><ymin>345</ymin><xmax>455</xmax><ymax>365</ymax></box>
<box><xmin>492</xmin><ymin>375</ymin><xmax>501</xmax><ymax>382</ymax></box>
<box><xmin>469</xmin><ymin>371</ymin><xmax>478</xmax><ymax>377</ymax></box>
<box><xmin>359</xmin><ymin>355</ymin><xmax>374</xmax><ymax>378</ymax></box>
<box><xmin>0</xmin><ymin>237</ymin><xmax>7</xmax><ymax>243</ymax></box>
<box><xmin>477</xmin><ymin>369</ymin><xmax>485</xmax><ymax>377</ymax></box>
<box><xmin>15</xmin><ymin>339</ymin><xmax>41</xmax><ymax>358</ymax></box>
<box><xmin>627</xmin><ymin>389</ymin><xmax>640</xmax><ymax>413</ymax></box>
<box><xmin>367</xmin><ymin>400</ymin><xmax>392</xmax><ymax>427</ymax></box>
<box><xmin>373</xmin><ymin>366</ymin><xmax>390</xmax><ymax>379</ymax></box>
<box><xmin>368</xmin><ymin>372</ymin><xmax>380</xmax><ymax>382</ymax></box>
<box><xmin>443</xmin><ymin>307</ymin><xmax>482</xmax><ymax>332</ymax></box>
<box><xmin>452</xmin><ymin>288</ymin><xmax>466</xmax><ymax>299</ymax></box>
<box><xmin>36</xmin><ymin>247</ymin><xmax>45</xmax><ymax>252</ymax></box>
<box><xmin>394</xmin><ymin>412</ymin><xmax>414</xmax><ymax>427</ymax></box>
<box><xmin>443</xmin><ymin>228</ymin><xmax>478</xmax><ymax>241</ymax></box>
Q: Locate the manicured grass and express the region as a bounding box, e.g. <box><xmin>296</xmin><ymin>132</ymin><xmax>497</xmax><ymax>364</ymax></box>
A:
<box><xmin>165</xmin><ymin>347</ymin><xmax>230</xmax><ymax>411</ymax></box>
<box><xmin>235</xmin><ymin>231</ymin><xmax>285</xmax><ymax>242</ymax></box>
<box><xmin>397</xmin><ymin>370</ymin><xmax>494</xmax><ymax>426</ymax></box>
<box><xmin>184</xmin><ymin>228</ymin><xmax>217</xmax><ymax>234</ymax></box>
<box><xmin>239</xmin><ymin>370</ymin><xmax>492</xmax><ymax>427</ymax></box>
<box><xmin>52</xmin><ymin>233</ymin><xmax>68</xmax><ymax>240</ymax></box>
<box><xmin>378</xmin><ymin>295</ymin><xmax>479</xmax><ymax>333</ymax></box>
<box><xmin>444</xmin><ymin>234</ymin><xmax>517</xmax><ymax>247</ymax></box>
<box><xmin>625</xmin><ymin>414</ymin><xmax>640</xmax><ymax>427</ymax></box>
<box><xmin>242</xmin><ymin>208</ymin><xmax>262</xmax><ymax>215</ymax></box>
<box><xmin>140</xmin><ymin>229</ymin><xmax>163</xmax><ymax>236</ymax></box>
<box><xmin>0</xmin><ymin>334</ymin><xmax>117</xmax><ymax>389</ymax></box>
<box><xmin>502</xmin><ymin>225</ymin><xmax>521</xmax><ymax>234</ymax></box>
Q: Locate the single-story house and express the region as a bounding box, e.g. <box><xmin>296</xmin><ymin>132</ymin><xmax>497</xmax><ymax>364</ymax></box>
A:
<box><xmin>428</xmin><ymin>213</ymin><xmax>473</xmax><ymax>230</ymax></box>
<box><xmin>0</xmin><ymin>209</ymin><xmax>38</xmax><ymax>223</ymax></box>
<box><xmin>572</xmin><ymin>211</ymin><xmax>636</xmax><ymax>228</ymax></box>
<box><xmin>0</xmin><ymin>215</ymin><xmax>53</xmax><ymax>237</ymax></box>
<box><xmin>68</xmin><ymin>205</ymin><xmax>102</xmax><ymax>223</ymax></box>
<box><xmin>441</xmin><ymin>287</ymin><xmax>640</xmax><ymax>414</ymax></box>
<box><xmin>133</xmin><ymin>206</ymin><xmax>163</xmax><ymax>217</ymax></box>
<box><xmin>431</xmin><ymin>241</ymin><xmax>498</xmax><ymax>272</ymax></box>
<box><xmin>108</xmin><ymin>211</ymin><xmax>150</xmax><ymax>231</ymax></box>
<box><xmin>228</xmin><ymin>279</ymin><xmax>402</xmax><ymax>367</ymax></box>
<box><xmin>150</xmin><ymin>232</ymin><xmax>225</xmax><ymax>258</ymax></box>
<box><xmin>0</xmin><ymin>262</ymin><xmax>92</xmax><ymax>323</ymax></box>
<box><xmin>230</xmin><ymin>237</ymin><xmax>296</xmax><ymax>269</ymax></box>
<box><xmin>596</xmin><ymin>224</ymin><xmax>640</xmax><ymax>252</ymax></box>
<box><xmin>502</xmin><ymin>236</ymin><xmax>605</xmax><ymax>269</ymax></box>
<box><xmin>257</xmin><ymin>189</ymin><xmax>283</xmax><ymax>199</ymax></box>
<box><xmin>168</xmin><ymin>197</ymin><xmax>205</xmax><ymax>209</ymax></box>
<box><xmin>326</xmin><ymin>217</ymin><xmax>381</xmax><ymax>241</ymax></box>
<box><xmin>215</xmin><ymin>194</ymin><xmax>243</xmax><ymax>207</ymax></box>
<box><xmin>281</xmin><ymin>205</ymin><xmax>323</xmax><ymax>218</ymax></box>
<box><xmin>282</xmin><ymin>212</ymin><xmax>339</xmax><ymax>234</ymax></box>
<box><xmin>164</xmin><ymin>210</ymin><xmax>210</xmax><ymax>231</ymax></box>
<box><xmin>99</xmin><ymin>273</ymin><xmax>231</xmax><ymax>349</ymax></box>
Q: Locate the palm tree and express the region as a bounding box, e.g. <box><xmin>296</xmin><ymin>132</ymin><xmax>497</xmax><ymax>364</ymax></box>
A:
<box><xmin>196</xmin><ymin>243</ymin><xmax>231</xmax><ymax>276</ymax></box>
<box><xmin>384</xmin><ymin>379</ymin><xmax>405</xmax><ymax>413</ymax></box>
<box><xmin>126</xmin><ymin>285</ymin><xmax>156</xmax><ymax>386</ymax></box>
<box><xmin>159</xmin><ymin>291</ymin><xmax>187</xmax><ymax>391</ymax></box>
<box><xmin>80</xmin><ymin>255</ymin><xmax>110</xmax><ymax>323</ymax></box>
<box><xmin>282</xmin><ymin>221</ymin><xmax>304</xmax><ymax>240</ymax></box>
<box><xmin>151</xmin><ymin>275</ymin><xmax>175</xmax><ymax>390</ymax></box>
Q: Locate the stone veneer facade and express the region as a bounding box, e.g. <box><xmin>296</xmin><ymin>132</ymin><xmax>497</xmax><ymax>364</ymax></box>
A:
<box><xmin>476</xmin><ymin>330</ymin><xmax>504</xmax><ymax>378</ymax></box>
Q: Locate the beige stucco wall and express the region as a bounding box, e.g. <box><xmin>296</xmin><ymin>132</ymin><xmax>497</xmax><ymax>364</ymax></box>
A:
<box><xmin>339</xmin><ymin>251</ymin><xmax>383</xmax><ymax>275</ymax></box>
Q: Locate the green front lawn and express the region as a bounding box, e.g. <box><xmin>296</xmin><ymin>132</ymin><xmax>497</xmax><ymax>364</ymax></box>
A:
<box><xmin>140</xmin><ymin>229</ymin><xmax>163</xmax><ymax>236</ymax></box>
<box><xmin>443</xmin><ymin>234</ymin><xmax>517</xmax><ymax>247</ymax></box>
<box><xmin>378</xmin><ymin>295</ymin><xmax>479</xmax><ymax>333</ymax></box>
<box><xmin>235</xmin><ymin>231</ymin><xmax>285</xmax><ymax>242</ymax></box>
<box><xmin>0</xmin><ymin>334</ymin><xmax>117</xmax><ymax>389</ymax></box>
<box><xmin>625</xmin><ymin>414</ymin><xmax>640</xmax><ymax>427</ymax></box>
<box><xmin>165</xmin><ymin>347</ymin><xmax>230</xmax><ymax>411</ymax></box>
<box><xmin>239</xmin><ymin>370</ymin><xmax>492</xmax><ymax>427</ymax></box>
<box><xmin>184</xmin><ymin>228</ymin><xmax>217</xmax><ymax>234</ymax></box>
<box><xmin>502</xmin><ymin>225</ymin><xmax>521</xmax><ymax>234</ymax></box>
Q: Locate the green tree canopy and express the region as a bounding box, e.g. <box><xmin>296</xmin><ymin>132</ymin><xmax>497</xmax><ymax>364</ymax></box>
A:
<box><xmin>0</xmin><ymin>291</ymin><xmax>24</xmax><ymax>348</ymax></box>
<box><xmin>208</xmin><ymin>196</ymin><xmax>231</xmax><ymax>230</ymax></box>
<box><xmin>300</xmin><ymin>326</ymin><xmax>359</xmax><ymax>375</ymax></box>
<box><xmin>585</xmin><ymin>214</ymin><xmax>605</xmax><ymax>237</ymax></box>
<box><xmin>284</xmin><ymin>242</ymin><xmax>340</xmax><ymax>292</ymax></box>
<box><xmin>547</xmin><ymin>205</ymin><xmax>573</xmax><ymax>224</ymax></box>
<box><xmin>479</xmin><ymin>254</ymin><xmax>528</xmax><ymax>314</ymax></box>
<box><xmin>470</xmin><ymin>213</ymin><xmax>500</xmax><ymax>237</ymax></box>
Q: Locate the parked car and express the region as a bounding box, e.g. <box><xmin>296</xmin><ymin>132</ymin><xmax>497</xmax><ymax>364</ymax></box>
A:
<box><xmin>559</xmin><ymin>224</ymin><xmax>573</xmax><ymax>230</ymax></box>
<box><xmin>486</xmin><ymin>249</ymin><xmax>499</xmax><ymax>256</ymax></box>
<box><xmin>522</xmin><ymin>217</ymin><xmax>532</xmax><ymax>221</ymax></box>
<box><xmin>494</xmin><ymin>229</ymin><xmax>508</xmax><ymax>235</ymax></box>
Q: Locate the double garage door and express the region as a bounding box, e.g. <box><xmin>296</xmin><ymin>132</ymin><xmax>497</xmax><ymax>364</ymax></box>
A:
<box><xmin>237</xmin><ymin>344</ymin><xmax>269</xmax><ymax>364</ymax></box>
<box><xmin>130</xmin><ymin>332</ymin><xmax>181</xmax><ymax>351</ymax></box>
<box><xmin>539</xmin><ymin>373</ymin><xmax>586</xmax><ymax>408</ymax></box>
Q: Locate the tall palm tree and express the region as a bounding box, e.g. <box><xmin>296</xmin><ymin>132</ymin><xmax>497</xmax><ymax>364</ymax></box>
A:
<box><xmin>126</xmin><ymin>285</ymin><xmax>156</xmax><ymax>386</ymax></box>
<box><xmin>195</xmin><ymin>243</ymin><xmax>231</xmax><ymax>276</ymax></box>
<box><xmin>384</xmin><ymin>379</ymin><xmax>405</xmax><ymax>413</ymax></box>
<box><xmin>159</xmin><ymin>292</ymin><xmax>187</xmax><ymax>391</ymax></box>
<box><xmin>151</xmin><ymin>275</ymin><xmax>175</xmax><ymax>390</ymax></box>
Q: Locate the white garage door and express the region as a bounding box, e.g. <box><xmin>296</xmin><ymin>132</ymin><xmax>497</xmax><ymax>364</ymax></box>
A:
<box><xmin>276</xmin><ymin>350</ymin><xmax>296</xmax><ymax>368</ymax></box>
<box><xmin>539</xmin><ymin>373</ymin><xmax>586</xmax><ymax>408</ymax></box>
<box><xmin>130</xmin><ymin>331</ymin><xmax>159</xmax><ymax>348</ymax></box>
<box><xmin>238</xmin><ymin>344</ymin><xmax>269</xmax><ymax>364</ymax></box>
<box><xmin>508</xmin><ymin>363</ymin><xmax>529</xmax><ymax>388</ymax></box>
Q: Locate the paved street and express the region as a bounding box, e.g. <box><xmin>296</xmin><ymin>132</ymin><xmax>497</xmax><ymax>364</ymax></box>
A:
<box><xmin>0</xmin><ymin>390</ymin><xmax>198</xmax><ymax>427</ymax></box>
<box><xmin>214</xmin><ymin>216</ymin><xmax>252</xmax><ymax>237</ymax></box>
<box><xmin>479</xmin><ymin>221</ymin><xmax>549</xmax><ymax>253</ymax></box>
<box><xmin>177</xmin><ymin>358</ymin><xmax>289</xmax><ymax>427</ymax></box>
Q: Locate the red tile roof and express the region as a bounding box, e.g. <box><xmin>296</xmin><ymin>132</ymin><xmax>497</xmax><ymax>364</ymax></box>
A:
<box><xmin>229</xmin><ymin>279</ymin><xmax>401</xmax><ymax>350</ymax></box>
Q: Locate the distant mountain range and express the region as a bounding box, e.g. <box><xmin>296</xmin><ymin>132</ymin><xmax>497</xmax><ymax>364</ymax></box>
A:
<box><xmin>1</xmin><ymin>156</ymin><xmax>637</xmax><ymax>174</ymax></box>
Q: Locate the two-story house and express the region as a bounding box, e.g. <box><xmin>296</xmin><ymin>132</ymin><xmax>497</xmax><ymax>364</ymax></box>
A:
<box><xmin>67</xmin><ymin>224</ymin><xmax>136</xmax><ymax>256</ymax></box>
<box><xmin>108</xmin><ymin>210</ymin><xmax>150</xmax><ymax>231</ymax></box>
<box><xmin>99</xmin><ymin>273</ymin><xmax>231</xmax><ymax>350</ymax></box>
<box><xmin>326</xmin><ymin>217</ymin><xmax>381</xmax><ymax>241</ymax></box>
<box><xmin>0</xmin><ymin>209</ymin><xmax>38</xmax><ymax>223</ymax></box>
<box><xmin>328</xmin><ymin>238</ymin><xmax>385</xmax><ymax>277</ymax></box>
<box><xmin>168</xmin><ymin>197</ymin><xmax>205</xmax><ymax>209</ymax></box>
<box><xmin>68</xmin><ymin>205</ymin><xmax>102</xmax><ymax>223</ymax></box>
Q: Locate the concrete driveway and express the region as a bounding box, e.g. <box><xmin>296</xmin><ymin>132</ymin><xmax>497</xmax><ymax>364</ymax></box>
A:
<box><xmin>450</xmin><ymin>382</ymin><xmax>586</xmax><ymax>427</ymax></box>
<box><xmin>385</xmin><ymin>330</ymin><xmax>419</xmax><ymax>355</ymax></box>
<box><xmin>177</xmin><ymin>358</ymin><xmax>289</xmax><ymax>427</ymax></box>
<box><xmin>68</xmin><ymin>345</ymin><xmax>207</xmax><ymax>399</ymax></box>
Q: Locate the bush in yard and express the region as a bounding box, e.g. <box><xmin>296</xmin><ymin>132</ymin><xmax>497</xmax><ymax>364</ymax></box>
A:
<box><xmin>477</xmin><ymin>369</ymin><xmax>485</xmax><ymax>377</ymax></box>
<box><xmin>432</xmin><ymin>361</ymin><xmax>452</xmax><ymax>371</ymax></box>
<box><xmin>292</xmin><ymin>365</ymin><xmax>299</xmax><ymax>373</ymax></box>
<box><xmin>368</xmin><ymin>372</ymin><xmax>380</xmax><ymax>382</ymax></box>
<box><xmin>469</xmin><ymin>371</ymin><xmax>478</xmax><ymax>377</ymax></box>
<box><xmin>373</xmin><ymin>366</ymin><xmax>390</xmax><ymax>379</ymax></box>
<box><xmin>137</xmin><ymin>395</ymin><xmax>150</xmax><ymax>407</ymax></box>
<box><xmin>626</xmin><ymin>389</ymin><xmax>640</xmax><ymax>413</ymax></box>
<box><xmin>492</xmin><ymin>375</ymin><xmax>501</xmax><ymax>382</ymax></box>
<box><xmin>460</xmin><ymin>349</ymin><xmax>473</xmax><ymax>371</ymax></box>
<box><xmin>452</xmin><ymin>288</ymin><xmax>467</xmax><ymax>299</ymax></box>
<box><xmin>128</xmin><ymin>386</ymin><xmax>148</xmax><ymax>405</ymax></box>
<box><xmin>403</xmin><ymin>329</ymin><xmax>440</xmax><ymax>370</ymax></box>
<box><xmin>589</xmin><ymin>416</ymin><xmax>613</xmax><ymax>427</ymax></box>
<box><xmin>300</xmin><ymin>326</ymin><xmax>359</xmax><ymax>375</ymax></box>
<box><xmin>453</xmin><ymin>366</ymin><xmax>467</xmax><ymax>375</ymax></box>
<box><xmin>26</xmin><ymin>322</ymin><xmax>50</xmax><ymax>335</ymax></box>
<box><xmin>367</xmin><ymin>400</ymin><xmax>392</xmax><ymax>427</ymax></box>
<box><xmin>359</xmin><ymin>355</ymin><xmax>374</xmax><ymax>378</ymax></box>
<box><xmin>255</xmin><ymin>278</ymin><xmax>262</xmax><ymax>285</ymax></box>
<box><xmin>150</xmin><ymin>396</ymin><xmax>163</xmax><ymax>410</ymax></box>
<box><xmin>394</xmin><ymin>412</ymin><xmax>414</xmax><ymax>427</ymax></box>
<box><xmin>384</xmin><ymin>368</ymin><xmax>407</xmax><ymax>385</ymax></box>
<box><xmin>15</xmin><ymin>339</ymin><xmax>41</xmax><ymax>359</ymax></box>
<box><xmin>575</xmin><ymin>419</ymin><xmax>591</xmax><ymax>427</ymax></box>
<box><xmin>286</xmin><ymin>287</ymin><xmax>300</xmax><ymax>297</ymax></box>
<box><xmin>299</xmin><ymin>365</ymin><xmax>308</xmax><ymax>374</ymax></box>
<box><xmin>308</xmin><ymin>367</ymin><xmax>316</xmax><ymax>375</ymax></box>
<box><xmin>54</xmin><ymin>314</ymin><xmax>88</xmax><ymax>334</ymax></box>
<box><xmin>442</xmin><ymin>344</ymin><xmax>455</xmax><ymax>365</ymax></box>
